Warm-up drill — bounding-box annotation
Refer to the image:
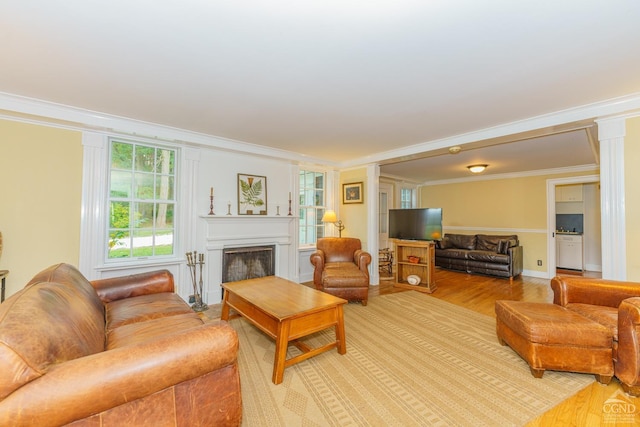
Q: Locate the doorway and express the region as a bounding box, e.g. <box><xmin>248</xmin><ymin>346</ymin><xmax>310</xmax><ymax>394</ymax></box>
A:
<box><xmin>547</xmin><ymin>175</ymin><xmax>601</xmax><ymax>278</ymax></box>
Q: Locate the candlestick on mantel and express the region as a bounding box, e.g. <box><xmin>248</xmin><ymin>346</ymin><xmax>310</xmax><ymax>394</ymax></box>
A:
<box><xmin>208</xmin><ymin>195</ymin><xmax>215</xmax><ymax>215</ymax></box>
<box><xmin>227</xmin><ymin>201</ymin><xmax>232</xmax><ymax>215</ymax></box>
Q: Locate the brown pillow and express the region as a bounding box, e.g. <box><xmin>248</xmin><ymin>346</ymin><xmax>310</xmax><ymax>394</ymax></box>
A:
<box><xmin>497</xmin><ymin>240</ymin><xmax>509</xmax><ymax>254</ymax></box>
<box><xmin>438</xmin><ymin>237</ymin><xmax>453</xmax><ymax>249</ymax></box>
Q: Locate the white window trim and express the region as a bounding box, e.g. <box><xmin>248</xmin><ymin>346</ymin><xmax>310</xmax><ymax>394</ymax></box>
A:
<box><xmin>297</xmin><ymin>166</ymin><xmax>336</xmax><ymax>247</ymax></box>
<box><xmin>79</xmin><ymin>132</ymin><xmax>197</xmax><ymax>284</ymax></box>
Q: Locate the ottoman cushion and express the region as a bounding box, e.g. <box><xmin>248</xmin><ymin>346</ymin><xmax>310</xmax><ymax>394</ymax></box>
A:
<box><xmin>495</xmin><ymin>300</ymin><xmax>614</xmax><ymax>382</ymax></box>
<box><xmin>495</xmin><ymin>301</ymin><xmax>612</xmax><ymax>348</ymax></box>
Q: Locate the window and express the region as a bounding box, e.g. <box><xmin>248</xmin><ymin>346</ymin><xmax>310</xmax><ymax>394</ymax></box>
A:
<box><xmin>401</xmin><ymin>188</ymin><xmax>415</xmax><ymax>209</ymax></box>
<box><xmin>107</xmin><ymin>140</ymin><xmax>177</xmax><ymax>259</ymax></box>
<box><xmin>299</xmin><ymin>170</ymin><xmax>326</xmax><ymax>245</ymax></box>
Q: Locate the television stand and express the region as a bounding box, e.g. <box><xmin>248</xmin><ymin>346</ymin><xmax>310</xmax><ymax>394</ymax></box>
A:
<box><xmin>392</xmin><ymin>239</ymin><xmax>437</xmax><ymax>293</ymax></box>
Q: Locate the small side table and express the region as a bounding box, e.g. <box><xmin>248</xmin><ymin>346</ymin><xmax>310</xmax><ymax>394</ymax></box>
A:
<box><xmin>0</xmin><ymin>270</ymin><xmax>8</xmax><ymax>303</ymax></box>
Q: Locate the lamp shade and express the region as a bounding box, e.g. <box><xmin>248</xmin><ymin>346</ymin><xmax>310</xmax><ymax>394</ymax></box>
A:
<box><xmin>321</xmin><ymin>210</ymin><xmax>338</xmax><ymax>223</ymax></box>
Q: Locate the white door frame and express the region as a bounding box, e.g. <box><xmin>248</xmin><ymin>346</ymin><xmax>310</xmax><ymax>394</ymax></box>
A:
<box><xmin>546</xmin><ymin>174</ymin><xmax>600</xmax><ymax>278</ymax></box>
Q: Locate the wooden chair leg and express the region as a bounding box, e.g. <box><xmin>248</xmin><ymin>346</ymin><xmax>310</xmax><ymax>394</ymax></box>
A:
<box><xmin>595</xmin><ymin>374</ymin><xmax>612</xmax><ymax>385</ymax></box>
<box><xmin>530</xmin><ymin>367</ymin><xmax>544</xmax><ymax>378</ymax></box>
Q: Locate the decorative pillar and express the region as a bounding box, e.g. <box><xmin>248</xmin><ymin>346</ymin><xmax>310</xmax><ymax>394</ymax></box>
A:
<box><xmin>597</xmin><ymin>117</ymin><xmax>626</xmax><ymax>280</ymax></box>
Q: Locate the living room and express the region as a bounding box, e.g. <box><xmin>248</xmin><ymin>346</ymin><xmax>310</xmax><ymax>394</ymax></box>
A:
<box><xmin>3</xmin><ymin>2</ymin><xmax>640</xmax><ymax>425</ymax></box>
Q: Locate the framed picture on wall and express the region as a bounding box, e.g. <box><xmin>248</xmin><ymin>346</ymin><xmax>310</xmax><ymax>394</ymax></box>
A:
<box><xmin>237</xmin><ymin>173</ymin><xmax>267</xmax><ymax>215</ymax></box>
<box><xmin>342</xmin><ymin>182</ymin><xmax>363</xmax><ymax>204</ymax></box>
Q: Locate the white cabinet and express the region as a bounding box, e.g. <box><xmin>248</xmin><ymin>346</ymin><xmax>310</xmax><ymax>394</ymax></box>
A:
<box><xmin>556</xmin><ymin>184</ymin><xmax>583</xmax><ymax>202</ymax></box>
<box><xmin>556</xmin><ymin>234</ymin><xmax>583</xmax><ymax>270</ymax></box>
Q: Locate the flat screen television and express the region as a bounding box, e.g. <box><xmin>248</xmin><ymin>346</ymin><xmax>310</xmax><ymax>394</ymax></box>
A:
<box><xmin>388</xmin><ymin>208</ymin><xmax>443</xmax><ymax>241</ymax></box>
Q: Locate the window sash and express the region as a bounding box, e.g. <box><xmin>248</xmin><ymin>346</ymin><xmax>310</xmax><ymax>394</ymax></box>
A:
<box><xmin>107</xmin><ymin>140</ymin><xmax>177</xmax><ymax>260</ymax></box>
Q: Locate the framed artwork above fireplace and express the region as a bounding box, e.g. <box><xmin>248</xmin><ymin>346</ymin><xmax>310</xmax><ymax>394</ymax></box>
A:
<box><xmin>238</xmin><ymin>173</ymin><xmax>267</xmax><ymax>215</ymax></box>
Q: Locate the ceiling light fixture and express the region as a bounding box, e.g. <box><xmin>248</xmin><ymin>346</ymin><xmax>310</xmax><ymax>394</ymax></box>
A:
<box><xmin>467</xmin><ymin>164</ymin><xmax>488</xmax><ymax>173</ymax></box>
<box><xmin>448</xmin><ymin>146</ymin><xmax>461</xmax><ymax>155</ymax></box>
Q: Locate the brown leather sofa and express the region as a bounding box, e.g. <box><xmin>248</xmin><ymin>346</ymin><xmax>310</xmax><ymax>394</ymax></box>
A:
<box><xmin>551</xmin><ymin>275</ymin><xmax>640</xmax><ymax>396</ymax></box>
<box><xmin>0</xmin><ymin>263</ymin><xmax>242</xmax><ymax>426</ymax></box>
<box><xmin>310</xmin><ymin>237</ymin><xmax>372</xmax><ymax>305</ymax></box>
<box><xmin>435</xmin><ymin>233</ymin><xmax>523</xmax><ymax>280</ymax></box>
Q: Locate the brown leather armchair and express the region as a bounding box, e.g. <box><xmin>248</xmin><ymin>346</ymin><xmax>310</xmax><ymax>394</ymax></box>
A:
<box><xmin>551</xmin><ymin>276</ymin><xmax>640</xmax><ymax>396</ymax></box>
<box><xmin>310</xmin><ymin>237</ymin><xmax>372</xmax><ymax>306</ymax></box>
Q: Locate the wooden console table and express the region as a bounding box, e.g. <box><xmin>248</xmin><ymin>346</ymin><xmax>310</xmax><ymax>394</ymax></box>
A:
<box><xmin>221</xmin><ymin>276</ymin><xmax>347</xmax><ymax>384</ymax></box>
<box><xmin>392</xmin><ymin>239</ymin><xmax>437</xmax><ymax>293</ymax></box>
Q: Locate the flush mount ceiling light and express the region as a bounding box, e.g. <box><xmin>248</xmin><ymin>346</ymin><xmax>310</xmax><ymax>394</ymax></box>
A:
<box><xmin>448</xmin><ymin>146</ymin><xmax>461</xmax><ymax>155</ymax></box>
<box><xmin>467</xmin><ymin>164</ymin><xmax>488</xmax><ymax>173</ymax></box>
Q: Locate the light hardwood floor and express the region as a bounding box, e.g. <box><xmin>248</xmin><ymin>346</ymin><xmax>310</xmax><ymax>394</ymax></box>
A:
<box><xmin>376</xmin><ymin>268</ymin><xmax>638</xmax><ymax>427</ymax></box>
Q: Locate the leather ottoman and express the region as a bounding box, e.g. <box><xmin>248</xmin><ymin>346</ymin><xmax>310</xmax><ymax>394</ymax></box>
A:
<box><xmin>495</xmin><ymin>300</ymin><xmax>614</xmax><ymax>383</ymax></box>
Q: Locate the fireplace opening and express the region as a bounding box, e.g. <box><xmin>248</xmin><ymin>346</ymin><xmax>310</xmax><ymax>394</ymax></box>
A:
<box><xmin>222</xmin><ymin>245</ymin><xmax>275</xmax><ymax>283</ymax></box>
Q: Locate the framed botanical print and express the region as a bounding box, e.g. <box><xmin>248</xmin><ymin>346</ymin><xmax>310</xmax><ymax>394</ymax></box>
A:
<box><xmin>237</xmin><ymin>173</ymin><xmax>267</xmax><ymax>215</ymax></box>
<box><xmin>342</xmin><ymin>182</ymin><xmax>363</xmax><ymax>204</ymax></box>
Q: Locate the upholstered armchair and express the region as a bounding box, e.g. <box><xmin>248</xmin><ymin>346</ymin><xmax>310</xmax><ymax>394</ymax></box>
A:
<box><xmin>310</xmin><ymin>237</ymin><xmax>372</xmax><ymax>306</ymax></box>
<box><xmin>551</xmin><ymin>276</ymin><xmax>640</xmax><ymax>396</ymax></box>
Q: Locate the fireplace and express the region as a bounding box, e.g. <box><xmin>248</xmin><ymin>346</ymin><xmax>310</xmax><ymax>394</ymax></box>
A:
<box><xmin>201</xmin><ymin>215</ymin><xmax>296</xmax><ymax>304</ymax></box>
<box><xmin>222</xmin><ymin>245</ymin><xmax>275</xmax><ymax>283</ymax></box>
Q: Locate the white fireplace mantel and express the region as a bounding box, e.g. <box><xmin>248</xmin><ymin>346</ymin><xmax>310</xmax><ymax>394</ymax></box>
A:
<box><xmin>200</xmin><ymin>215</ymin><xmax>296</xmax><ymax>304</ymax></box>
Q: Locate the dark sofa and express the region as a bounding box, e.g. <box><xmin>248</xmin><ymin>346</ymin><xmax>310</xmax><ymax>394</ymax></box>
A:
<box><xmin>435</xmin><ymin>233</ymin><xmax>523</xmax><ymax>280</ymax></box>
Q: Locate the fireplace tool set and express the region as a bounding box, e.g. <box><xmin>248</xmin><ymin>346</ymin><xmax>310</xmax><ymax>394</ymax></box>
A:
<box><xmin>186</xmin><ymin>251</ymin><xmax>208</xmax><ymax>312</ymax></box>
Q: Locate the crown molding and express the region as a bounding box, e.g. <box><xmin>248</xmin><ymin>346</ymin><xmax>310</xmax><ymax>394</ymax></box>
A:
<box><xmin>0</xmin><ymin>92</ymin><xmax>336</xmax><ymax>166</ymax></box>
<box><xmin>344</xmin><ymin>92</ymin><xmax>640</xmax><ymax>168</ymax></box>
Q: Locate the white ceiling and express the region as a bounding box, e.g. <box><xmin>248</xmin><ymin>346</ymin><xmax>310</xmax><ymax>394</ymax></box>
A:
<box><xmin>2</xmin><ymin>1</ymin><xmax>640</xmax><ymax>181</ymax></box>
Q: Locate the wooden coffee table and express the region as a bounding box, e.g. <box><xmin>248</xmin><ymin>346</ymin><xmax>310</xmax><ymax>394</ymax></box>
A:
<box><xmin>221</xmin><ymin>276</ymin><xmax>347</xmax><ymax>384</ymax></box>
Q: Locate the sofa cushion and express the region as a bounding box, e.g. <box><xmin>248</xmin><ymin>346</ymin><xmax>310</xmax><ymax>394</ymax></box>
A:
<box><xmin>446</xmin><ymin>234</ymin><xmax>476</xmax><ymax>250</ymax></box>
<box><xmin>566</xmin><ymin>303</ymin><xmax>619</xmax><ymax>341</ymax></box>
<box><xmin>438</xmin><ymin>236</ymin><xmax>454</xmax><ymax>249</ymax></box>
<box><xmin>107</xmin><ymin>312</ymin><xmax>204</xmax><ymax>349</ymax></box>
<box><xmin>476</xmin><ymin>235</ymin><xmax>518</xmax><ymax>253</ymax></box>
<box><xmin>467</xmin><ymin>250</ymin><xmax>510</xmax><ymax>264</ymax></box>
<box><xmin>26</xmin><ymin>263</ymin><xmax>105</xmax><ymax>314</ymax></box>
<box><xmin>105</xmin><ymin>292</ymin><xmax>193</xmax><ymax>331</ymax></box>
<box><xmin>322</xmin><ymin>262</ymin><xmax>368</xmax><ymax>288</ymax></box>
<box><xmin>0</xmin><ymin>281</ymin><xmax>106</xmax><ymax>399</ymax></box>
<box><xmin>434</xmin><ymin>248</ymin><xmax>470</xmax><ymax>259</ymax></box>
<box><xmin>317</xmin><ymin>237</ymin><xmax>362</xmax><ymax>263</ymax></box>
<box><xmin>495</xmin><ymin>301</ymin><xmax>612</xmax><ymax>347</ymax></box>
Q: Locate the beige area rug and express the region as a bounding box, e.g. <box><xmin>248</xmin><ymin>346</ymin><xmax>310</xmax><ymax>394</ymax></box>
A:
<box><xmin>230</xmin><ymin>291</ymin><xmax>594</xmax><ymax>426</ymax></box>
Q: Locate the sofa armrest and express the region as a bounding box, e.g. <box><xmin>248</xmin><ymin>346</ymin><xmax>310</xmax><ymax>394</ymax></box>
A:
<box><xmin>354</xmin><ymin>250</ymin><xmax>372</xmax><ymax>277</ymax></box>
<box><xmin>0</xmin><ymin>320</ymin><xmax>238</xmax><ymax>426</ymax></box>
<box><xmin>551</xmin><ymin>276</ymin><xmax>640</xmax><ymax>308</ymax></box>
<box><xmin>615</xmin><ymin>297</ymin><xmax>640</xmax><ymax>388</ymax></box>
<box><xmin>310</xmin><ymin>250</ymin><xmax>326</xmax><ymax>287</ymax></box>
<box><xmin>508</xmin><ymin>245</ymin><xmax>523</xmax><ymax>277</ymax></box>
<box><xmin>91</xmin><ymin>269</ymin><xmax>174</xmax><ymax>303</ymax></box>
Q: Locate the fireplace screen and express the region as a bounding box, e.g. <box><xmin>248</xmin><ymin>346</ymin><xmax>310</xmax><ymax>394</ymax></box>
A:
<box><xmin>222</xmin><ymin>245</ymin><xmax>275</xmax><ymax>283</ymax></box>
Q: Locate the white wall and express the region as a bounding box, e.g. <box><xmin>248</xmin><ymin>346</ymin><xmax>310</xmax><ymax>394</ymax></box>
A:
<box><xmin>583</xmin><ymin>182</ymin><xmax>602</xmax><ymax>271</ymax></box>
<box><xmin>196</xmin><ymin>149</ymin><xmax>294</xmax><ymax>220</ymax></box>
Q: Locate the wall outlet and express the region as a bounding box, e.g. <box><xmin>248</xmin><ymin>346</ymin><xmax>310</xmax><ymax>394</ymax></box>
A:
<box><xmin>537</xmin><ymin>260</ymin><xmax>542</xmax><ymax>266</ymax></box>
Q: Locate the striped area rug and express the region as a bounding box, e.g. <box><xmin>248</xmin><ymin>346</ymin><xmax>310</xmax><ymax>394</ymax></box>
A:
<box><xmin>230</xmin><ymin>291</ymin><xmax>593</xmax><ymax>426</ymax></box>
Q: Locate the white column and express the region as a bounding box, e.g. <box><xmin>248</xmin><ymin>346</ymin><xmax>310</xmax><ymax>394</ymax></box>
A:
<box><xmin>597</xmin><ymin>117</ymin><xmax>626</xmax><ymax>280</ymax></box>
<box><xmin>367</xmin><ymin>164</ymin><xmax>380</xmax><ymax>286</ymax></box>
<box><xmin>79</xmin><ymin>132</ymin><xmax>108</xmax><ymax>279</ymax></box>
